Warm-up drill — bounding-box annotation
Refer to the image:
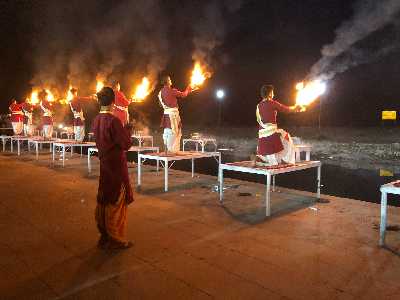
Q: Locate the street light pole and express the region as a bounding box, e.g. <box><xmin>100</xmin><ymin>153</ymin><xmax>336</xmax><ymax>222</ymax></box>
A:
<box><xmin>218</xmin><ymin>100</ymin><xmax>222</xmax><ymax>127</ymax></box>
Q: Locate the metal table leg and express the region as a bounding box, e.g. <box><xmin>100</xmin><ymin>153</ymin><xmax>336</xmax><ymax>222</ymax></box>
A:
<box><xmin>191</xmin><ymin>158</ymin><xmax>194</xmax><ymax>178</ymax></box>
<box><xmin>164</xmin><ymin>159</ymin><xmax>168</xmax><ymax>192</ymax></box>
<box><xmin>137</xmin><ymin>154</ymin><xmax>142</xmax><ymax>187</ymax></box>
<box><xmin>266</xmin><ymin>174</ymin><xmax>271</xmax><ymax>216</ymax></box>
<box><xmin>63</xmin><ymin>146</ymin><xmax>66</xmax><ymax>167</ymax></box>
<box><xmin>379</xmin><ymin>191</ymin><xmax>387</xmax><ymax>246</ymax></box>
<box><xmin>88</xmin><ymin>150</ymin><xmax>92</xmax><ymax>173</ymax></box>
<box><xmin>219</xmin><ymin>166</ymin><xmax>224</xmax><ymax>203</ymax></box>
<box><xmin>36</xmin><ymin>143</ymin><xmax>39</xmax><ymax>160</ymax></box>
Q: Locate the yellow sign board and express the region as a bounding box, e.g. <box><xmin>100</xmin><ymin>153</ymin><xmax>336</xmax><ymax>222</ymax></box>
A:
<box><xmin>379</xmin><ymin>169</ymin><xmax>394</xmax><ymax>177</ymax></box>
<box><xmin>382</xmin><ymin>111</ymin><xmax>396</xmax><ymax>120</ymax></box>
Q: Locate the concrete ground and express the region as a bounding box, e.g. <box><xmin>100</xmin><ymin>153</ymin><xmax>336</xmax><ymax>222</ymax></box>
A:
<box><xmin>0</xmin><ymin>148</ymin><xmax>399</xmax><ymax>300</ymax></box>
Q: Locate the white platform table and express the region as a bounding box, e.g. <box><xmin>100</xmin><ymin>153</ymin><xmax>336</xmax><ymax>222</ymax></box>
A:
<box><xmin>0</xmin><ymin>135</ymin><xmax>12</xmax><ymax>152</ymax></box>
<box><xmin>379</xmin><ymin>181</ymin><xmax>400</xmax><ymax>246</ymax></box>
<box><xmin>182</xmin><ymin>138</ymin><xmax>217</xmax><ymax>152</ymax></box>
<box><xmin>10</xmin><ymin>136</ymin><xmax>31</xmax><ymax>156</ymax></box>
<box><xmin>28</xmin><ymin>137</ymin><xmax>55</xmax><ymax>160</ymax></box>
<box><xmin>138</xmin><ymin>151</ymin><xmax>221</xmax><ymax>192</ymax></box>
<box><xmin>131</xmin><ymin>135</ymin><xmax>154</xmax><ymax>147</ymax></box>
<box><xmin>294</xmin><ymin>144</ymin><xmax>312</xmax><ymax>162</ymax></box>
<box><xmin>218</xmin><ymin>161</ymin><xmax>321</xmax><ymax>216</ymax></box>
<box><xmin>52</xmin><ymin>141</ymin><xmax>96</xmax><ymax>167</ymax></box>
<box><xmin>87</xmin><ymin>145</ymin><xmax>159</xmax><ymax>173</ymax></box>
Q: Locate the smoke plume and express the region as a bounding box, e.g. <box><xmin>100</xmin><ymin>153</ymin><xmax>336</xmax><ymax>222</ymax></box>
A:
<box><xmin>30</xmin><ymin>0</ymin><xmax>242</xmax><ymax>98</ymax></box>
<box><xmin>191</xmin><ymin>0</ymin><xmax>242</xmax><ymax>69</ymax></box>
<box><xmin>310</xmin><ymin>0</ymin><xmax>400</xmax><ymax>80</ymax></box>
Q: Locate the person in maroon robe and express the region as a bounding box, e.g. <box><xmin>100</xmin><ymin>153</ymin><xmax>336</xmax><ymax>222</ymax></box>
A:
<box><xmin>112</xmin><ymin>81</ymin><xmax>131</xmax><ymax>126</ymax></box>
<box><xmin>69</xmin><ymin>88</ymin><xmax>93</xmax><ymax>142</ymax></box>
<box><xmin>39</xmin><ymin>90</ymin><xmax>54</xmax><ymax>139</ymax></box>
<box><xmin>21</xmin><ymin>101</ymin><xmax>35</xmax><ymax>136</ymax></box>
<box><xmin>158</xmin><ymin>75</ymin><xmax>193</xmax><ymax>152</ymax></box>
<box><xmin>92</xmin><ymin>86</ymin><xmax>134</xmax><ymax>249</ymax></box>
<box><xmin>9</xmin><ymin>99</ymin><xmax>24</xmax><ymax>135</ymax></box>
<box><xmin>256</xmin><ymin>84</ymin><xmax>304</xmax><ymax>166</ymax></box>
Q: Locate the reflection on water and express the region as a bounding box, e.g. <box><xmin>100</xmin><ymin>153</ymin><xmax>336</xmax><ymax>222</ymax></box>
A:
<box><xmin>128</xmin><ymin>152</ymin><xmax>400</xmax><ymax>207</ymax></box>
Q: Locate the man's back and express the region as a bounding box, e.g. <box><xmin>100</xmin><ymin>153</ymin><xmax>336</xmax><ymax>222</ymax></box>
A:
<box><xmin>92</xmin><ymin>112</ymin><xmax>131</xmax><ymax>158</ymax></box>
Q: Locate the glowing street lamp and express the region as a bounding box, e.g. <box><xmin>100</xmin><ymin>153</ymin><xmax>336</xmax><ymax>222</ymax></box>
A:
<box><xmin>216</xmin><ymin>89</ymin><xmax>225</xmax><ymax>99</ymax></box>
<box><xmin>215</xmin><ymin>89</ymin><xmax>225</xmax><ymax>126</ymax></box>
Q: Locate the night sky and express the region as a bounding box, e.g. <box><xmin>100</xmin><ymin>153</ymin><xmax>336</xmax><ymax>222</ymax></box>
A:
<box><xmin>1</xmin><ymin>0</ymin><xmax>400</xmax><ymax>127</ymax></box>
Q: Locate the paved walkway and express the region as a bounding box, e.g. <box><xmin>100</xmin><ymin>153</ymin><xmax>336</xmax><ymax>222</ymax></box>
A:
<box><xmin>0</xmin><ymin>152</ymin><xmax>399</xmax><ymax>299</ymax></box>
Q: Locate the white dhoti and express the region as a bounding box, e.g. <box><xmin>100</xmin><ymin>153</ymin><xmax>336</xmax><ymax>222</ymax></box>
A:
<box><xmin>42</xmin><ymin>125</ymin><xmax>53</xmax><ymax>139</ymax></box>
<box><xmin>163</xmin><ymin>128</ymin><xmax>181</xmax><ymax>152</ymax></box>
<box><xmin>162</xmin><ymin>109</ymin><xmax>181</xmax><ymax>153</ymax></box>
<box><xmin>257</xmin><ymin>129</ymin><xmax>296</xmax><ymax>166</ymax></box>
<box><xmin>12</xmin><ymin>122</ymin><xmax>23</xmax><ymax>135</ymax></box>
<box><xmin>23</xmin><ymin>124</ymin><xmax>35</xmax><ymax>136</ymax></box>
<box><xmin>74</xmin><ymin>126</ymin><xmax>85</xmax><ymax>142</ymax></box>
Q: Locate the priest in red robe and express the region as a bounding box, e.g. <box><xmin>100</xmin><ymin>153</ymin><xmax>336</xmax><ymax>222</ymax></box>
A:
<box><xmin>256</xmin><ymin>84</ymin><xmax>304</xmax><ymax>166</ymax></box>
<box><xmin>9</xmin><ymin>99</ymin><xmax>24</xmax><ymax>135</ymax></box>
<box><xmin>39</xmin><ymin>90</ymin><xmax>54</xmax><ymax>139</ymax></box>
<box><xmin>69</xmin><ymin>88</ymin><xmax>93</xmax><ymax>142</ymax></box>
<box><xmin>112</xmin><ymin>81</ymin><xmax>131</xmax><ymax>126</ymax></box>
<box><xmin>92</xmin><ymin>86</ymin><xmax>134</xmax><ymax>249</ymax></box>
<box><xmin>22</xmin><ymin>101</ymin><xmax>35</xmax><ymax>136</ymax></box>
<box><xmin>158</xmin><ymin>75</ymin><xmax>193</xmax><ymax>152</ymax></box>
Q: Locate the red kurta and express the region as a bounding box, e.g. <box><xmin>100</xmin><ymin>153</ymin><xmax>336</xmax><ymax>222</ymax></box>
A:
<box><xmin>257</xmin><ymin>99</ymin><xmax>291</xmax><ymax>155</ymax></box>
<box><xmin>9</xmin><ymin>103</ymin><xmax>24</xmax><ymax>122</ymax></box>
<box><xmin>159</xmin><ymin>86</ymin><xmax>190</xmax><ymax>128</ymax></box>
<box><xmin>113</xmin><ymin>91</ymin><xmax>130</xmax><ymax>125</ymax></box>
<box><xmin>40</xmin><ymin>100</ymin><xmax>53</xmax><ymax>125</ymax></box>
<box><xmin>70</xmin><ymin>97</ymin><xmax>85</xmax><ymax>126</ymax></box>
<box><xmin>92</xmin><ymin>112</ymin><xmax>133</xmax><ymax>205</ymax></box>
<box><xmin>22</xmin><ymin>102</ymin><xmax>33</xmax><ymax>124</ymax></box>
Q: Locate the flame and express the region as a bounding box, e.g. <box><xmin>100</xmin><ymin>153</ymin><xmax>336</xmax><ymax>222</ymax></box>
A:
<box><xmin>67</xmin><ymin>86</ymin><xmax>74</xmax><ymax>102</ymax></box>
<box><xmin>27</xmin><ymin>90</ymin><xmax>40</xmax><ymax>105</ymax></box>
<box><xmin>295</xmin><ymin>80</ymin><xmax>326</xmax><ymax>106</ymax></box>
<box><xmin>45</xmin><ymin>89</ymin><xmax>55</xmax><ymax>102</ymax></box>
<box><xmin>96</xmin><ymin>80</ymin><xmax>104</xmax><ymax>93</ymax></box>
<box><xmin>132</xmin><ymin>77</ymin><xmax>151</xmax><ymax>102</ymax></box>
<box><xmin>190</xmin><ymin>62</ymin><xmax>210</xmax><ymax>88</ymax></box>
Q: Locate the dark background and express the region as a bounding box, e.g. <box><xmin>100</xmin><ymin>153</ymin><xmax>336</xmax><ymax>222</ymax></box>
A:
<box><xmin>1</xmin><ymin>0</ymin><xmax>399</xmax><ymax>127</ymax></box>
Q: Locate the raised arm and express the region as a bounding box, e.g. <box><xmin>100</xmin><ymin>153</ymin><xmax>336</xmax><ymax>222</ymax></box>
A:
<box><xmin>173</xmin><ymin>86</ymin><xmax>192</xmax><ymax>98</ymax></box>
<box><xmin>273</xmin><ymin>100</ymin><xmax>304</xmax><ymax>113</ymax></box>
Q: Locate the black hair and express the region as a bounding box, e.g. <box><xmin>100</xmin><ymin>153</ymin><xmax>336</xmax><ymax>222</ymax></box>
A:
<box><xmin>260</xmin><ymin>84</ymin><xmax>274</xmax><ymax>99</ymax></box>
<box><xmin>70</xmin><ymin>88</ymin><xmax>78</xmax><ymax>94</ymax></box>
<box><xmin>97</xmin><ymin>87</ymin><xmax>115</xmax><ymax>106</ymax></box>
